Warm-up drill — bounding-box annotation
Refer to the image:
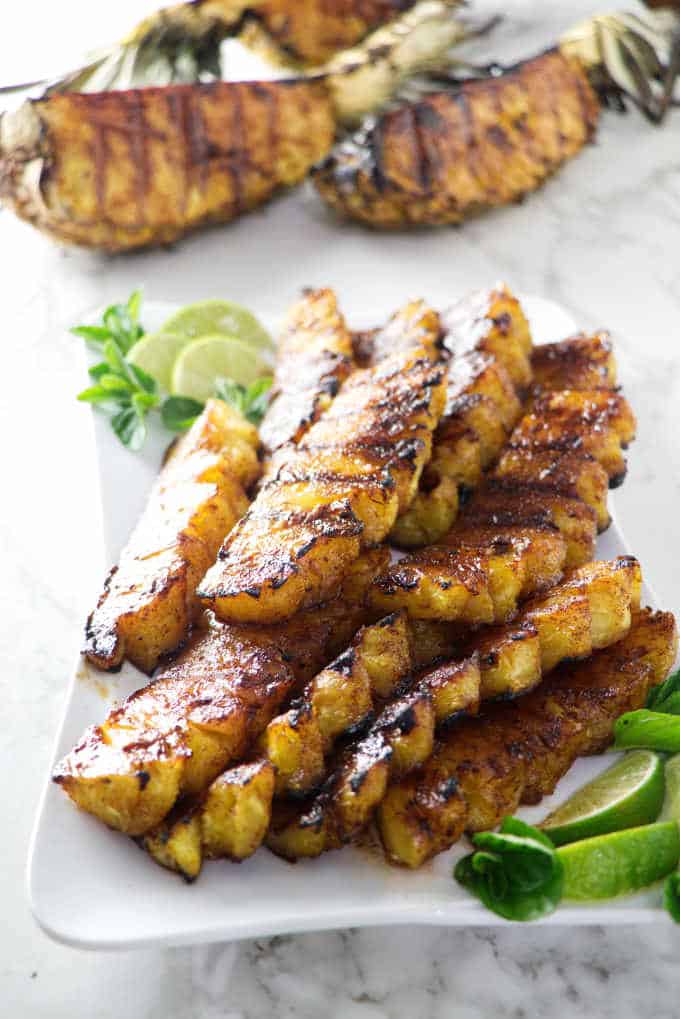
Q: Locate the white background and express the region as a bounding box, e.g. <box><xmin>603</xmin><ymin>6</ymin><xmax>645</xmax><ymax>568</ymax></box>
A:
<box><xmin>2</xmin><ymin>1</ymin><xmax>680</xmax><ymax>1016</ymax></box>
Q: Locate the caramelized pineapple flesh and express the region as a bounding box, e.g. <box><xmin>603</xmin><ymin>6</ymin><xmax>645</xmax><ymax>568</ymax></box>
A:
<box><xmin>378</xmin><ymin>609</ymin><xmax>677</xmax><ymax>867</ymax></box>
<box><xmin>54</xmin><ymin>552</ymin><xmax>387</xmax><ymax>836</ymax></box>
<box><xmin>84</xmin><ymin>400</ymin><xmax>260</xmax><ymax>674</ymax></box>
<box><xmin>259</xmin><ymin>288</ymin><xmax>354</xmax><ymax>456</ymax></box>
<box><xmin>199</xmin><ymin>344</ymin><xmax>447</xmax><ymax>623</ymax></box>
<box><xmin>266</xmin><ymin>655</ymin><xmax>481</xmax><ymax>861</ymax></box>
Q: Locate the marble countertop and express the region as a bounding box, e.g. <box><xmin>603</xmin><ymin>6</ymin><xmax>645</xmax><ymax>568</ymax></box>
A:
<box><xmin>2</xmin><ymin>1</ymin><xmax>680</xmax><ymax>1015</ymax></box>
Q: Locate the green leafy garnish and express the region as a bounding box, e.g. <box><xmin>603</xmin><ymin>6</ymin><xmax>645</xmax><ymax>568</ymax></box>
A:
<box><xmin>454</xmin><ymin>816</ymin><xmax>564</xmax><ymax>922</ymax></box>
<box><xmin>72</xmin><ymin>291</ymin><xmax>144</xmax><ymax>355</ymax></box>
<box><xmin>646</xmin><ymin>667</ymin><xmax>680</xmax><ymax>715</ymax></box>
<box><xmin>74</xmin><ymin>292</ymin><xmax>273</xmax><ymax>448</ymax></box>
<box><xmin>614</xmin><ymin>710</ymin><xmax>680</xmax><ymax>752</ymax></box>
<box><xmin>214</xmin><ymin>375</ymin><xmax>273</xmax><ymax>425</ymax></box>
<box><xmin>74</xmin><ymin>290</ymin><xmax>158</xmax><ymax>450</ymax></box>
<box><xmin>161</xmin><ymin>396</ymin><xmax>206</xmax><ymax>433</ymax></box>
<box><xmin>664</xmin><ymin>871</ymin><xmax>680</xmax><ymax>923</ymax></box>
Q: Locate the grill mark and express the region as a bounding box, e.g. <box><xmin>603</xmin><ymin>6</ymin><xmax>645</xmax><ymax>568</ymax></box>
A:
<box><xmin>166</xmin><ymin>91</ymin><xmax>188</xmax><ymax>217</ymax></box>
<box><xmin>229</xmin><ymin>82</ymin><xmax>245</xmax><ymax>217</ymax></box>
<box><xmin>89</xmin><ymin>95</ymin><xmax>108</xmax><ymax>216</ymax></box>
<box><xmin>514</xmin><ymin>62</ymin><xmax>546</xmax><ymax>174</ymax></box>
<box><xmin>369</xmin><ymin>115</ymin><xmax>388</xmax><ymax>192</ymax></box>
<box><xmin>126</xmin><ymin>91</ymin><xmax>151</xmax><ymax>225</ymax></box>
<box><xmin>488</xmin><ymin>79</ymin><xmax>513</xmax><ymax>161</ymax></box>
<box><xmin>410</xmin><ymin>104</ymin><xmax>431</xmax><ymax>193</ymax></box>
<box><xmin>544</xmin><ymin>57</ymin><xmax>565</xmax><ymax>160</ymax></box>
<box><xmin>571</xmin><ymin>62</ymin><xmax>598</xmax><ymax>141</ymax></box>
<box><xmin>185</xmin><ymin>89</ymin><xmax>209</xmax><ymax>193</ymax></box>
<box><xmin>455</xmin><ymin>90</ymin><xmax>481</xmax><ymax>189</ymax></box>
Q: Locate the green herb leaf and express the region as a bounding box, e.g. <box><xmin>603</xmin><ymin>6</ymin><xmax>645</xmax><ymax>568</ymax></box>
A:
<box><xmin>127</xmin><ymin>289</ymin><xmax>143</xmax><ymax>323</ymax></box>
<box><xmin>76</xmin><ymin>384</ymin><xmax>124</xmax><ymax>410</ymax></box>
<box><xmin>72</xmin><ymin>290</ymin><xmax>145</xmax><ymax>354</ymax></box>
<box><xmin>88</xmin><ymin>361</ymin><xmax>110</xmax><ymax>381</ymax></box>
<box><xmin>664</xmin><ymin>872</ymin><xmax>680</xmax><ymax>923</ymax></box>
<box><xmin>71</xmin><ymin>325</ymin><xmax>113</xmax><ymax>348</ymax></box>
<box><xmin>111</xmin><ymin>405</ymin><xmax>147</xmax><ymax>451</ymax></box>
<box><xmin>214</xmin><ymin>375</ymin><xmax>273</xmax><ymax>425</ymax></box>
<box><xmin>103</xmin><ymin>301</ymin><xmax>144</xmax><ymax>354</ymax></box>
<box><xmin>99</xmin><ymin>373</ymin><xmax>133</xmax><ymax>394</ymax></box>
<box><xmin>133</xmin><ymin>391</ymin><xmax>159</xmax><ymax>413</ymax></box>
<box><xmin>454</xmin><ymin>816</ymin><xmax>564</xmax><ymax>922</ymax></box>
<box><xmin>647</xmin><ymin>668</ymin><xmax>680</xmax><ymax>714</ymax></box>
<box><xmin>161</xmin><ymin>396</ymin><xmax>205</xmax><ymax>433</ymax></box>
<box><xmin>128</xmin><ymin>361</ymin><xmax>159</xmax><ymax>396</ymax></box>
<box><xmin>244</xmin><ymin>376</ymin><xmax>274</xmax><ymax>424</ymax></box>
<box><xmin>214</xmin><ymin>377</ymin><xmax>247</xmax><ymax>415</ymax></box>
<box><xmin>614</xmin><ymin>710</ymin><xmax>680</xmax><ymax>752</ymax></box>
<box><xmin>102</xmin><ymin>337</ymin><xmax>129</xmax><ymax>375</ymax></box>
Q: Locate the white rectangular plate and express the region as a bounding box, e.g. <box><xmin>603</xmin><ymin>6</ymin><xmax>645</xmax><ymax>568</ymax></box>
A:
<box><xmin>29</xmin><ymin>295</ymin><xmax>670</xmax><ymax>950</ymax></box>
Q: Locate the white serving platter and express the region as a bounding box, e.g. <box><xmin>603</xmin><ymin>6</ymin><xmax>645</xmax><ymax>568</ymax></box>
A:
<box><xmin>28</xmin><ymin>296</ymin><xmax>672</xmax><ymax>950</ymax></box>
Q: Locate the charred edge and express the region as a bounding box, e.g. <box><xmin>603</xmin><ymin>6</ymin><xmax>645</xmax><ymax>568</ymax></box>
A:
<box><xmin>331</xmin><ymin>647</ymin><xmax>357</xmax><ymax>676</ymax></box>
<box><xmin>136</xmin><ymin>770</ymin><xmax>151</xmax><ymax>790</ymax></box>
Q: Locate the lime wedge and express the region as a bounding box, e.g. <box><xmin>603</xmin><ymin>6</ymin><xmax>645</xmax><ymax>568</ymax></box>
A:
<box><xmin>540</xmin><ymin>750</ymin><xmax>665</xmax><ymax>846</ymax></box>
<box><xmin>127</xmin><ymin>331</ymin><xmax>189</xmax><ymax>391</ymax></box>
<box><xmin>661</xmin><ymin>754</ymin><xmax>680</xmax><ymax>822</ymax></box>
<box><xmin>171</xmin><ymin>334</ymin><xmax>271</xmax><ymax>402</ymax></box>
<box><xmin>161</xmin><ymin>300</ymin><xmax>273</xmax><ymax>354</ymax></box>
<box><xmin>558</xmin><ymin>822</ymin><xmax>680</xmax><ymax>900</ymax></box>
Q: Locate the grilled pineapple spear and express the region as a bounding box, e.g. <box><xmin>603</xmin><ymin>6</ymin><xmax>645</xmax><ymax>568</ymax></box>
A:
<box><xmin>145</xmin><ymin>630</ymin><xmax>481</xmax><ymax>876</ymax></box>
<box><xmin>379</xmin><ymin>608</ymin><xmax>678</xmax><ymax>868</ymax></box>
<box><xmin>260</xmin><ymin>291</ymin><xmax>440</xmax><ymax>460</ymax></box>
<box><xmin>390</xmin><ymin>295</ymin><xmax>617</xmax><ymax>552</ymax></box>
<box><xmin>390</xmin><ymin>285</ymin><xmax>531</xmax><ymax>548</ymax></box>
<box><xmin>143</xmin><ymin>609</ymin><xmax>420</xmax><ymax>876</ymax></box>
<box><xmin>53</xmin><ymin>548</ymin><xmax>388</xmax><ymax>836</ymax></box>
<box><xmin>372</xmin><ymin>340</ymin><xmax>635</xmax><ymax>624</ymax></box>
<box><xmin>148</xmin><ymin>550</ymin><xmax>642</xmax><ymax>872</ymax></box>
<box><xmin>84</xmin><ymin>399</ymin><xmax>260</xmax><ymax>674</ymax></box>
<box><xmin>314</xmin><ymin>10</ymin><xmax>680</xmax><ymax>228</ymax></box>
<box><xmin>0</xmin><ymin>1</ymin><xmax>468</xmax><ymax>252</ymax></box>
<box><xmin>259</xmin><ymin>288</ymin><xmax>355</xmax><ymax>457</ymax></box>
<box><xmin>267</xmin><ymin>556</ymin><xmax>643</xmax><ymax>861</ymax></box>
<box><xmin>175</xmin><ymin>548</ymin><xmax>640</xmax><ymax>872</ymax></box>
<box><xmin>198</xmin><ymin>336</ymin><xmax>447</xmax><ymax>624</ymax></box>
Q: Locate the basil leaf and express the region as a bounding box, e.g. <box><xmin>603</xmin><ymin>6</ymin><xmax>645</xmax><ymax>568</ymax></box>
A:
<box><xmin>128</xmin><ymin>361</ymin><xmax>159</xmax><ymax>397</ymax></box>
<box><xmin>614</xmin><ymin>710</ymin><xmax>680</xmax><ymax>752</ymax></box>
<box><xmin>71</xmin><ymin>324</ymin><xmax>112</xmax><ymax>349</ymax></box>
<box><xmin>500</xmin><ymin>815</ymin><xmax>556</xmax><ymax>850</ymax></box>
<box><xmin>133</xmin><ymin>391</ymin><xmax>158</xmax><ymax>413</ymax></box>
<box><xmin>215</xmin><ymin>377</ymin><xmax>247</xmax><ymax>415</ymax></box>
<box><xmin>102</xmin><ymin>337</ymin><xmax>129</xmax><ymax>376</ymax></box>
<box><xmin>77</xmin><ymin>384</ymin><xmax>122</xmax><ymax>408</ymax></box>
<box><xmin>161</xmin><ymin>396</ymin><xmax>205</xmax><ymax>433</ymax></box>
<box><xmin>127</xmin><ymin>289</ymin><xmax>143</xmax><ymax>323</ymax></box>
<box><xmin>112</xmin><ymin>406</ymin><xmax>146</xmax><ymax>451</ymax></box>
<box><xmin>103</xmin><ymin>303</ymin><xmax>142</xmax><ymax>354</ymax></box>
<box><xmin>647</xmin><ymin>668</ymin><xmax>680</xmax><ymax>713</ymax></box>
<box><xmin>99</xmin><ymin>373</ymin><xmax>133</xmax><ymax>394</ymax></box>
<box><xmin>244</xmin><ymin>376</ymin><xmax>273</xmax><ymax>424</ymax></box>
<box><xmin>454</xmin><ymin>817</ymin><xmax>563</xmax><ymax>922</ymax></box>
<box><xmin>664</xmin><ymin>872</ymin><xmax>680</xmax><ymax>923</ymax></box>
<box><xmin>88</xmin><ymin>361</ymin><xmax>110</xmax><ymax>381</ymax></box>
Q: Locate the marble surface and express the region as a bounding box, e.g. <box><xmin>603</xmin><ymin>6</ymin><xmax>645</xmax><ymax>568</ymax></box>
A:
<box><xmin>2</xmin><ymin>0</ymin><xmax>680</xmax><ymax>1015</ymax></box>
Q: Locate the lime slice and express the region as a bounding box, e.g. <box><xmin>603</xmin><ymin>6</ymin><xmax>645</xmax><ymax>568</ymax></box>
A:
<box><xmin>127</xmin><ymin>331</ymin><xmax>189</xmax><ymax>391</ymax></box>
<box><xmin>558</xmin><ymin>822</ymin><xmax>680</xmax><ymax>901</ymax></box>
<box><xmin>540</xmin><ymin>750</ymin><xmax>665</xmax><ymax>846</ymax></box>
<box><xmin>661</xmin><ymin>755</ymin><xmax>680</xmax><ymax>822</ymax></box>
<box><xmin>171</xmin><ymin>334</ymin><xmax>271</xmax><ymax>402</ymax></box>
<box><xmin>161</xmin><ymin>300</ymin><xmax>273</xmax><ymax>353</ymax></box>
